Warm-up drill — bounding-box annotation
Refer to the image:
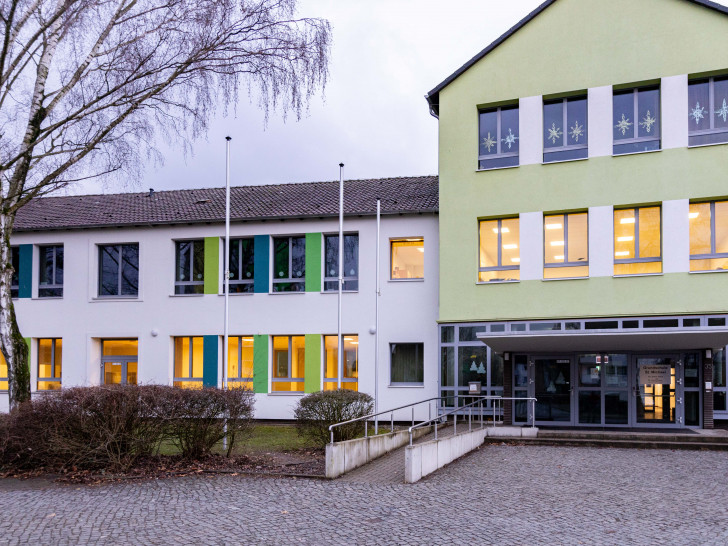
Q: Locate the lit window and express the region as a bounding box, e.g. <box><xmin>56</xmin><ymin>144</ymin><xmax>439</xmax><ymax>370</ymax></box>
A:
<box><xmin>689</xmin><ymin>201</ymin><xmax>728</xmax><ymax>271</ymax></box>
<box><xmin>324</xmin><ymin>234</ymin><xmax>359</xmax><ymax>291</ymax></box>
<box><xmin>613</xmin><ymin>207</ymin><xmax>662</xmax><ymax>275</ymax></box>
<box><xmin>613</xmin><ymin>87</ymin><xmax>660</xmax><ymax>155</ymax></box>
<box><xmin>175</xmin><ymin>240</ymin><xmax>204</xmax><ymax>295</ymax></box>
<box><xmin>479</xmin><ymin>218</ymin><xmax>520</xmax><ymax>282</ymax></box>
<box><xmin>324</xmin><ymin>335</ymin><xmax>358</xmax><ymax>391</ymax></box>
<box><xmin>37</xmin><ymin>338</ymin><xmax>62</xmax><ymax>391</ymax></box>
<box><xmin>227</xmin><ymin>336</ymin><xmax>253</xmax><ymax>389</ymax></box>
<box><xmin>39</xmin><ymin>245</ymin><xmax>63</xmax><ymax>298</ymax></box>
<box><xmin>543</xmin><ymin>96</ymin><xmax>588</xmax><ymax>163</ymax></box>
<box><xmin>174</xmin><ymin>336</ymin><xmax>203</xmax><ymax>388</ymax></box>
<box><xmin>98</xmin><ymin>244</ymin><xmax>139</xmax><ymax>297</ymax></box>
<box><xmin>390</xmin><ymin>343</ymin><xmax>424</xmax><ymax>385</ymax></box>
<box><xmin>227</xmin><ymin>238</ymin><xmax>254</xmax><ymax>293</ymax></box>
<box><xmin>544</xmin><ymin>213</ymin><xmax>588</xmax><ymax>279</ymax></box>
<box><xmin>391</xmin><ymin>238</ymin><xmax>424</xmax><ymax>280</ymax></box>
<box><xmin>102</xmin><ymin>339</ymin><xmax>139</xmax><ymax>385</ymax></box>
<box><xmin>688</xmin><ymin>76</ymin><xmax>728</xmax><ymax>146</ymax></box>
<box><xmin>478</xmin><ymin>105</ymin><xmax>519</xmax><ymax>170</ymax></box>
<box><xmin>10</xmin><ymin>246</ymin><xmax>19</xmax><ymax>299</ymax></box>
<box><xmin>272</xmin><ymin>236</ymin><xmax>306</xmax><ymax>292</ymax></box>
<box><xmin>0</xmin><ymin>352</ymin><xmax>7</xmax><ymax>391</ymax></box>
<box><xmin>271</xmin><ymin>336</ymin><xmax>305</xmax><ymax>392</ymax></box>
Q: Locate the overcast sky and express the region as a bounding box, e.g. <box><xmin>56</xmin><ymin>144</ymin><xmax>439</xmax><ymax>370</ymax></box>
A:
<box><xmin>82</xmin><ymin>0</ymin><xmax>728</xmax><ymax>195</ymax></box>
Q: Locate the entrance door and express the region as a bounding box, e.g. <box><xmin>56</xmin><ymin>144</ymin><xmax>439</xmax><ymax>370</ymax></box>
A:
<box><xmin>102</xmin><ymin>360</ymin><xmax>138</xmax><ymax>385</ymax></box>
<box><xmin>533</xmin><ymin>357</ymin><xmax>573</xmax><ymax>424</ymax></box>
<box><xmin>634</xmin><ymin>356</ymin><xmax>679</xmax><ymax>426</ymax></box>
<box><xmin>576</xmin><ymin>354</ymin><xmax>630</xmax><ymax>426</ymax></box>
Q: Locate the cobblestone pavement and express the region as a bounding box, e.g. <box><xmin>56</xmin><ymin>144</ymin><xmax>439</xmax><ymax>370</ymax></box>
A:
<box><xmin>2</xmin><ymin>445</ymin><xmax>727</xmax><ymax>545</ymax></box>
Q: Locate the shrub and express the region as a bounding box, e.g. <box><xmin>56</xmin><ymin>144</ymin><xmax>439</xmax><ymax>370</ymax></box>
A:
<box><xmin>293</xmin><ymin>389</ymin><xmax>374</xmax><ymax>446</ymax></box>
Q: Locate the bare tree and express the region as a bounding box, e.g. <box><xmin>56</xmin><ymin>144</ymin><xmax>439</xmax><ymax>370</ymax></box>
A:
<box><xmin>0</xmin><ymin>0</ymin><xmax>331</xmax><ymax>408</ymax></box>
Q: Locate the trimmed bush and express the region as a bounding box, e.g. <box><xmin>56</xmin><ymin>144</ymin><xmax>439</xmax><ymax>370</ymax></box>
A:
<box><xmin>293</xmin><ymin>389</ymin><xmax>373</xmax><ymax>446</ymax></box>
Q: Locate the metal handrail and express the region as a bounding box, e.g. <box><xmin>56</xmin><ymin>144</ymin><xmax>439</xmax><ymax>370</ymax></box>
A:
<box><xmin>407</xmin><ymin>396</ymin><xmax>537</xmax><ymax>446</ymax></box>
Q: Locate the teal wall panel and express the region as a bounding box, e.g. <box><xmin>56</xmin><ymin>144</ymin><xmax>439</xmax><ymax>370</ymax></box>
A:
<box><xmin>18</xmin><ymin>245</ymin><xmax>32</xmax><ymax>299</ymax></box>
<box><xmin>254</xmin><ymin>236</ymin><xmax>269</xmax><ymax>293</ymax></box>
<box><xmin>202</xmin><ymin>335</ymin><xmax>218</xmax><ymax>387</ymax></box>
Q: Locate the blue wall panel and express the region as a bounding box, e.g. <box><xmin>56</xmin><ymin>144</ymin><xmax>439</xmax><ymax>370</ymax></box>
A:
<box><xmin>202</xmin><ymin>335</ymin><xmax>218</xmax><ymax>388</ymax></box>
<box><xmin>254</xmin><ymin>235</ymin><xmax>269</xmax><ymax>293</ymax></box>
<box><xmin>19</xmin><ymin>245</ymin><xmax>32</xmax><ymax>299</ymax></box>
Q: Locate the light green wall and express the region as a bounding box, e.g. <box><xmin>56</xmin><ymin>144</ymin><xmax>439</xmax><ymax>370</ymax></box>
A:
<box><xmin>304</xmin><ymin>334</ymin><xmax>322</xmax><ymax>393</ymax></box>
<box><xmin>203</xmin><ymin>237</ymin><xmax>219</xmax><ymax>295</ymax></box>
<box><xmin>437</xmin><ymin>0</ymin><xmax>728</xmax><ymax>323</ymax></box>
<box><xmin>305</xmin><ymin>233</ymin><xmax>322</xmax><ymax>292</ymax></box>
<box><xmin>253</xmin><ymin>335</ymin><xmax>268</xmax><ymax>393</ymax></box>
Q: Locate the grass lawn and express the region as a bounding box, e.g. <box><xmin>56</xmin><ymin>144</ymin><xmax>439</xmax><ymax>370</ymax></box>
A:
<box><xmin>237</xmin><ymin>425</ymin><xmax>319</xmax><ymax>453</ymax></box>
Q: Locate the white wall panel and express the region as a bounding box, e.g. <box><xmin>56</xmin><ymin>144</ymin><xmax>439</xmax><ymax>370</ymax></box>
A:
<box><xmin>588</xmin><ymin>205</ymin><xmax>614</xmax><ymax>277</ymax></box>
<box><xmin>520</xmin><ymin>211</ymin><xmax>543</xmax><ymax>281</ymax></box>
<box><xmin>663</xmin><ymin>199</ymin><xmax>690</xmax><ymax>273</ymax></box>
<box><xmin>519</xmin><ymin>96</ymin><xmax>543</xmax><ymax>166</ymax></box>
<box><xmin>588</xmin><ymin>86</ymin><xmax>613</xmax><ymax>158</ymax></box>
<box><xmin>662</xmin><ymin>75</ymin><xmax>689</xmax><ymax>150</ymax></box>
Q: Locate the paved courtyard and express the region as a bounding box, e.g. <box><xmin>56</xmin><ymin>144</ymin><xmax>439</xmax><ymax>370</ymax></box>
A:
<box><xmin>1</xmin><ymin>445</ymin><xmax>727</xmax><ymax>545</ymax></box>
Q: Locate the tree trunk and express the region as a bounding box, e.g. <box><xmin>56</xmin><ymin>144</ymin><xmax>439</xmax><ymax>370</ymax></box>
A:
<box><xmin>0</xmin><ymin>212</ymin><xmax>30</xmax><ymax>409</ymax></box>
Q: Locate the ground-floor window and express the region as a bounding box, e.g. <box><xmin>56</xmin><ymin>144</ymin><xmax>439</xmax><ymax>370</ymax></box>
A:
<box><xmin>390</xmin><ymin>343</ymin><xmax>424</xmax><ymax>385</ymax></box>
<box><xmin>102</xmin><ymin>339</ymin><xmax>138</xmax><ymax>385</ymax></box>
<box><xmin>37</xmin><ymin>338</ymin><xmax>62</xmax><ymax>390</ymax></box>
<box><xmin>0</xmin><ymin>352</ymin><xmax>7</xmax><ymax>390</ymax></box>
<box><xmin>271</xmin><ymin>336</ymin><xmax>305</xmax><ymax>392</ymax></box>
<box><xmin>227</xmin><ymin>336</ymin><xmax>253</xmax><ymax>389</ymax></box>
<box><xmin>173</xmin><ymin>336</ymin><xmax>202</xmax><ymax>388</ymax></box>
<box><xmin>323</xmin><ymin>335</ymin><xmax>358</xmax><ymax>391</ymax></box>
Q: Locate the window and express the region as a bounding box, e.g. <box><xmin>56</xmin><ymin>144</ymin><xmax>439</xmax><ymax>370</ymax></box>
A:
<box><xmin>101</xmin><ymin>339</ymin><xmax>138</xmax><ymax>385</ymax></box>
<box><xmin>614</xmin><ymin>207</ymin><xmax>662</xmax><ymax>275</ymax></box>
<box><xmin>10</xmin><ymin>246</ymin><xmax>19</xmax><ymax>298</ymax></box>
<box><xmin>479</xmin><ymin>218</ymin><xmax>520</xmax><ymax>282</ymax></box>
<box><xmin>37</xmin><ymin>338</ymin><xmax>62</xmax><ymax>390</ymax></box>
<box><xmin>227</xmin><ymin>336</ymin><xmax>253</xmax><ymax>389</ymax></box>
<box><xmin>613</xmin><ymin>87</ymin><xmax>660</xmax><ymax>155</ymax></box>
<box><xmin>688</xmin><ymin>76</ymin><xmax>728</xmax><ymax>146</ymax></box>
<box><xmin>714</xmin><ymin>348</ymin><xmax>726</xmax><ymax>414</ymax></box>
<box><xmin>544</xmin><ymin>213</ymin><xmax>588</xmax><ymax>279</ymax></box>
<box><xmin>174</xmin><ymin>336</ymin><xmax>203</xmax><ymax>388</ymax></box>
<box><xmin>98</xmin><ymin>244</ymin><xmax>139</xmax><ymax>297</ymax></box>
<box><xmin>38</xmin><ymin>245</ymin><xmax>63</xmax><ymax>298</ymax></box>
<box><xmin>272</xmin><ymin>236</ymin><xmax>305</xmax><ymax>292</ymax></box>
<box><xmin>478</xmin><ymin>105</ymin><xmax>519</xmax><ymax>170</ymax></box>
<box><xmin>390</xmin><ymin>238</ymin><xmax>424</xmax><ymax>280</ymax></box>
<box><xmin>175</xmin><ymin>240</ymin><xmax>204</xmax><ymax>294</ymax></box>
<box><xmin>324</xmin><ymin>234</ymin><xmax>359</xmax><ymax>291</ymax></box>
<box><xmin>543</xmin><ymin>96</ymin><xmax>588</xmax><ymax>162</ymax></box>
<box><xmin>227</xmin><ymin>238</ymin><xmax>254</xmax><ymax>293</ymax></box>
<box><xmin>390</xmin><ymin>343</ymin><xmax>424</xmax><ymax>385</ymax></box>
<box><xmin>689</xmin><ymin>200</ymin><xmax>728</xmax><ymax>271</ymax></box>
<box><xmin>0</xmin><ymin>351</ymin><xmax>7</xmax><ymax>390</ymax></box>
<box><xmin>271</xmin><ymin>336</ymin><xmax>305</xmax><ymax>392</ymax></box>
<box><xmin>324</xmin><ymin>335</ymin><xmax>358</xmax><ymax>391</ymax></box>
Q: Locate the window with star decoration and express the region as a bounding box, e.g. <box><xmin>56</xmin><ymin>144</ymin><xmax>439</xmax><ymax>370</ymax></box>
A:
<box><xmin>612</xmin><ymin>86</ymin><xmax>660</xmax><ymax>155</ymax></box>
<box><xmin>688</xmin><ymin>75</ymin><xmax>728</xmax><ymax>147</ymax></box>
<box><xmin>478</xmin><ymin>104</ymin><xmax>519</xmax><ymax>170</ymax></box>
<box><xmin>543</xmin><ymin>96</ymin><xmax>588</xmax><ymax>163</ymax></box>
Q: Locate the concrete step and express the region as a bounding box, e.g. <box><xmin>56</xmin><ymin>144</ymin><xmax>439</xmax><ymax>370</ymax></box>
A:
<box><xmin>537</xmin><ymin>430</ymin><xmax>728</xmax><ymax>444</ymax></box>
<box><xmin>483</xmin><ymin>436</ymin><xmax>728</xmax><ymax>451</ymax></box>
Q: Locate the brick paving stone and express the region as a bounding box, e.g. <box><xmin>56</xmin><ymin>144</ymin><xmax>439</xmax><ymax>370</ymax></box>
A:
<box><xmin>1</xmin><ymin>445</ymin><xmax>727</xmax><ymax>545</ymax></box>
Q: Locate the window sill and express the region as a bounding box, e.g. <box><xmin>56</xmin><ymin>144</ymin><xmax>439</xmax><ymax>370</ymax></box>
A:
<box><xmin>476</xmin><ymin>280</ymin><xmax>519</xmax><ymax>285</ymax></box>
<box><xmin>612</xmin><ymin>148</ymin><xmax>661</xmax><ymax>158</ymax></box>
<box><xmin>612</xmin><ymin>273</ymin><xmax>663</xmax><ymax>278</ymax></box>
<box><xmin>217</xmin><ymin>292</ymin><xmax>254</xmax><ymax>296</ymax></box>
<box><xmin>688</xmin><ymin>141</ymin><xmax>728</xmax><ymax>150</ymax></box>
<box><xmin>689</xmin><ymin>269</ymin><xmax>728</xmax><ymax>275</ymax></box>
<box><xmin>33</xmin><ymin>296</ymin><xmax>63</xmax><ymax>300</ymax></box>
<box><xmin>92</xmin><ymin>296</ymin><xmax>142</xmax><ymax>302</ymax></box>
<box><xmin>388</xmin><ymin>384</ymin><xmax>425</xmax><ymax>388</ymax></box>
<box><xmin>389</xmin><ymin>278</ymin><xmax>424</xmax><ymax>283</ymax></box>
<box><xmin>321</xmin><ymin>290</ymin><xmax>360</xmax><ymax>294</ymax></box>
<box><xmin>541</xmin><ymin>156</ymin><xmax>589</xmax><ymax>166</ymax></box>
<box><xmin>267</xmin><ymin>392</ymin><xmax>305</xmax><ymax>396</ymax></box>
<box><xmin>269</xmin><ymin>291</ymin><xmax>307</xmax><ymax>295</ymax></box>
<box><xmin>169</xmin><ymin>293</ymin><xmax>205</xmax><ymax>297</ymax></box>
<box><xmin>475</xmin><ymin>164</ymin><xmax>519</xmax><ymax>173</ymax></box>
<box><xmin>542</xmin><ymin>276</ymin><xmax>589</xmax><ymax>282</ymax></box>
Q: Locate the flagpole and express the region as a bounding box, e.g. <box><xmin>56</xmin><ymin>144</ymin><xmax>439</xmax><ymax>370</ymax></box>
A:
<box><xmin>337</xmin><ymin>163</ymin><xmax>344</xmax><ymax>390</ymax></box>
<box><xmin>374</xmin><ymin>198</ymin><xmax>381</xmax><ymax>434</ymax></box>
<box><xmin>224</xmin><ymin>137</ymin><xmax>231</xmax><ymax>390</ymax></box>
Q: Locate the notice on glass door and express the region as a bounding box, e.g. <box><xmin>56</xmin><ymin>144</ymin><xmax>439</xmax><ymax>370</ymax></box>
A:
<box><xmin>639</xmin><ymin>364</ymin><xmax>672</xmax><ymax>385</ymax></box>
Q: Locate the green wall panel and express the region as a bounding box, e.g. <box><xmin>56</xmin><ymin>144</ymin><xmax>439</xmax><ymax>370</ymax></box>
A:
<box><xmin>202</xmin><ymin>335</ymin><xmax>218</xmax><ymax>388</ymax></box>
<box><xmin>305</xmin><ymin>233</ymin><xmax>321</xmax><ymax>292</ymax></box>
<box><xmin>253</xmin><ymin>335</ymin><xmax>268</xmax><ymax>393</ymax></box>
<box><xmin>203</xmin><ymin>237</ymin><xmax>219</xmax><ymax>295</ymax></box>
<box><xmin>304</xmin><ymin>334</ymin><xmax>321</xmax><ymax>393</ymax></box>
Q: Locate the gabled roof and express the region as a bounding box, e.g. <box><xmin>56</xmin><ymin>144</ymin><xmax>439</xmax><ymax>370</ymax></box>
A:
<box><xmin>13</xmin><ymin>175</ymin><xmax>438</xmax><ymax>232</ymax></box>
<box><xmin>425</xmin><ymin>0</ymin><xmax>728</xmax><ymax>117</ymax></box>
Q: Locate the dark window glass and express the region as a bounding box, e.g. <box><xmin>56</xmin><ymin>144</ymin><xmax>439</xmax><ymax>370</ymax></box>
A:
<box><xmin>39</xmin><ymin>245</ymin><xmax>63</xmax><ymax>298</ymax></box>
<box><xmin>459</xmin><ymin>326</ymin><xmax>486</xmax><ymax>342</ymax></box>
<box><xmin>714</xmin><ymin>349</ymin><xmax>726</xmax><ymax>388</ymax></box>
<box><xmin>441</xmin><ymin>347</ymin><xmax>454</xmax><ymax>387</ymax></box>
<box><xmin>613</xmin><ymin>87</ymin><xmax>660</xmax><ymax>155</ymax></box>
<box><xmin>585</xmin><ymin>321</ymin><xmax>619</xmax><ymax>330</ymax></box>
<box><xmin>511</xmin><ymin>324</ymin><xmax>526</xmax><ymax>332</ymax></box>
<box><xmin>228</xmin><ymin>238</ymin><xmax>254</xmax><ymax>294</ymax></box>
<box><xmin>324</xmin><ymin>234</ymin><xmax>358</xmax><ymax>291</ymax></box>
<box><xmin>685</xmin><ymin>391</ymin><xmax>700</xmax><ymax>426</ymax></box>
<box><xmin>10</xmin><ymin>247</ymin><xmax>19</xmax><ymax>298</ymax></box>
<box><xmin>643</xmin><ymin>319</ymin><xmax>679</xmax><ymax>328</ymax></box>
<box><xmin>273</xmin><ymin>236</ymin><xmax>306</xmax><ymax>292</ymax></box>
<box><xmin>688</xmin><ymin>76</ymin><xmax>728</xmax><ymax>146</ymax></box>
<box><xmin>98</xmin><ymin>244</ymin><xmax>139</xmax><ymax>297</ymax></box>
<box><xmin>529</xmin><ymin>322</ymin><xmax>562</xmax><ymax>332</ymax></box>
<box><xmin>491</xmin><ymin>353</ymin><xmax>504</xmax><ymax>386</ymax></box>
<box><xmin>579</xmin><ymin>392</ymin><xmax>601</xmax><ymax>424</ymax></box>
<box><xmin>683</xmin><ymin>318</ymin><xmax>701</xmax><ymax>327</ymax></box>
<box><xmin>441</xmin><ymin>326</ymin><xmax>454</xmax><ymax>344</ymax></box>
<box><xmin>478</xmin><ymin>105</ymin><xmax>519</xmax><ymax>170</ymax></box>
<box><xmin>175</xmin><ymin>240</ymin><xmax>204</xmax><ymax>295</ymax></box>
<box><xmin>623</xmin><ymin>320</ymin><xmax>639</xmax><ymax>328</ymax></box>
<box><xmin>458</xmin><ymin>346</ymin><xmax>487</xmax><ymax>388</ymax></box>
<box><xmin>708</xmin><ymin>317</ymin><xmax>726</xmax><ymax>327</ymax></box>
<box><xmin>391</xmin><ymin>343</ymin><xmax>424</xmax><ymax>384</ymax></box>
<box><xmin>543</xmin><ymin>96</ymin><xmax>587</xmax><ymax>162</ymax></box>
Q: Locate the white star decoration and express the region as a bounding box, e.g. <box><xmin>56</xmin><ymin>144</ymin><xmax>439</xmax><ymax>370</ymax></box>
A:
<box><xmin>482</xmin><ymin>132</ymin><xmax>497</xmax><ymax>153</ymax></box>
<box><xmin>615</xmin><ymin>114</ymin><xmax>633</xmax><ymax>136</ymax></box>
<box><xmin>716</xmin><ymin>98</ymin><xmax>728</xmax><ymax>123</ymax></box>
<box><xmin>569</xmin><ymin>121</ymin><xmax>584</xmax><ymax>142</ymax></box>
<box><xmin>690</xmin><ymin>102</ymin><xmax>706</xmax><ymax>125</ymax></box>
<box><xmin>547</xmin><ymin>123</ymin><xmax>563</xmax><ymax>144</ymax></box>
<box><xmin>639</xmin><ymin>110</ymin><xmax>657</xmax><ymax>133</ymax></box>
<box><xmin>501</xmin><ymin>128</ymin><xmax>518</xmax><ymax>149</ymax></box>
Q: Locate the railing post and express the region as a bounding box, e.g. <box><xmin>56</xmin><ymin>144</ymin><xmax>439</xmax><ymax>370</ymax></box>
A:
<box><xmin>532</xmin><ymin>399</ymin><xmax>535</xmax><ymax>428</ymax></box>
<box><xmin>409</xmin><ymin>430</ymin><xmax>413</xmax><ymax>447</ymax></box>
<box><xmin>469</xmin><ymin>406</ymin><xmax>472</xmax><ymax>432</ymax></box>
<box><xmin>391</xmin><ymin>412</ymin><xmax>394</xmax><ymax>434</ymax></box>
<box><xmin>493</xmin><ymin>399</ymin><xmax>496</xmax><ymax>428</ymax></box>
<box><xmin>365</xmin><ymin>420</ymin><xmax>368</xmax><ymax>438</ymax></box>
<box><xmin>330</xmin><ymin>428</ymin><xmax>334</xmax><ymax>444</ymax></box>
<box><xmin>412</xmin><ymin>406</ymin><xmax>414</xmax><ymax>428</ymax></box>
<box><xmin>454</xmin><ymin>410</ymin><xmax>457</xmax><ymax>436</ymax></box>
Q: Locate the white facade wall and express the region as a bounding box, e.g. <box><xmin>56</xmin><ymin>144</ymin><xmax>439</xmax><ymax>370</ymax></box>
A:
<box><xmin>3</xmin><ymin>213</ymin><xmax>439</xmax><ymax>418</ymax></box>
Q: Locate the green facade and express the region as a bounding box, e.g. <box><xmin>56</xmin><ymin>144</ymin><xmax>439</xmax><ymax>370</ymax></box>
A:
<box><xmin>305</xmin><ymin>233</ymin><xmax>322</xmax><ymax>292</ymax></box>
<box><xmin>436</xmin><ymin>0</ymin><xmax>728</xmax><ymax>323</ymax></box>
<box><xmin>203</xmin><ymin>237</ymin><xmax>219</xmax><ymax>295</ymax></box>
<box><xmin>304</xmin><ymin>334</ymin><xmax>322</xmax><ymax>393</ymax></box>
<box><xmin>253</xmin><ymin>335</ymin><xmax>268</xmax><ymax>393</ymax></box>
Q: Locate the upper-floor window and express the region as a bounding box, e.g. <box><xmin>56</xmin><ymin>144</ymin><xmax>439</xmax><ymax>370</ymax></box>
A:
<box><xmin>613</xmin><ymin>86</ymin><xmax>660</xmax><ymax>155</ymax></box>
<box><xmin>544</xmin><ymin>212</ymin><xmax>588</xmax><ymax>279</ymax></box>
<box><xmin>479</xmin><ymin>218</ymin><xmax>520</xmax><ymax>282</ymax></box>
<box><xmin>272</xmin><ymin>335</ymin><xmax>305</xmax><ymax>392</ymax></box>
<box><xmin>324</xmin><ymin>234</ymin><xmax>359</xmax><ymax>291</ymax></box>
<box><xmin>175</xmin><ymin>240</ymin><xmax>204</xmax><ymax>295</ymax></box>
<box><xmin>272</xmin><ymin>236</ymin><xmax>305</xmax><ymax>292</ymax></box>
<box><xmin>689</xmin><ymin>200</ymin><xmax>728</xmax><ymax>272</ymax></box>
<box><xmin>10</xmin><ymin>246</ymin><xmax>19</xmax><ymax>298</ymax></box>
<box><xmin>478</xmin><ymin>105</ymin><xmax>519</xmax><ymax>170</ymax></box>
<box><xmin>38</xmin><ymin>245</ymin><xmax>63</xmax><ymax>298</ymax></box>
<box><xmin>174</xmin><ymin>336</ymin><xmax>203</xmax><ymax>388</ymax></box>
<box><xmin>38</xmin><ymin>338</ymin><xmax>62</xmax><ymax>391</ymax></box>
<box><xmin>227</xmin><ymin>336</ymin><xmax>253</xmax><ymax>389</ymax></box>
<box><xmin>324</xmin><ymin>335</ymin><xmax>359</xmax><ymax>391</ymax></box>
<box><xmin>543</xmin><ymin>96</ymin><xmax>588</xmax><ymax>162</ymax></box>
<box><xmin>227</xmin><ymin>238</ymin><xmax>254</xmax><ymax>293</ymax></box>
<box><xmin>390</xmin><ymin>238</ymin><xmax>424</xmax><ymax>280</ymax></box>
<box><xmin>688</xmin><ymin>76</ymin><xmax>728</xmax><ymax>146</ymax></box>
<box><xmin>613</xmin><ymin>207</ymin><xmax>662</xmax><ymax>275</ymax></box>
<box><xmin>98</xmin><ymin>244</ymin><xmax>139</xmax><ymax>297</ymax></box>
